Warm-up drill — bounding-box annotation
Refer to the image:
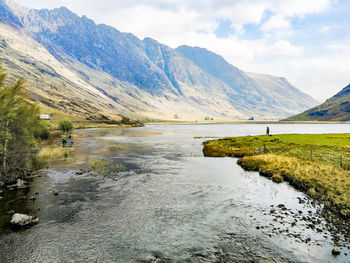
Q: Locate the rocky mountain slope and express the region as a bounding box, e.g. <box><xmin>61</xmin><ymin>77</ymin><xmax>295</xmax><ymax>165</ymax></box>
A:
<box><xmin>0</xmin><ymin>0</ymin><xmax>318</xmax><ymax>120</ymax></box>
<box><xmin>286</xmin><ymin>84</ymin><xmax>350</xmax><ymax>121</ymax></box>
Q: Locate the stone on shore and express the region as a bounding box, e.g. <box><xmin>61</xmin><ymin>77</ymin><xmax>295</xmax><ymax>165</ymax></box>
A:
<box><xmin>7</xmin><ymin>179</ymin><xmax>29</xmax><ymax>190</ymax></box>
<box><xmin>331</xmin><ymin>248</ymin><xmax>341</xmax><ymax>256</ymax></box>
<box><xmin>15</xmin><ymin>179</ymin><xmax>27</xmax><ymax>189</ymax></box>
<box><xmin>11</xmin><ymin>213</ymin><xmax>39</xmax><ymax>227</ymax></box>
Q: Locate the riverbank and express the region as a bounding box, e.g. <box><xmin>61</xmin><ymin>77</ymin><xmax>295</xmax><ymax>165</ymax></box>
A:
<box><xmin>145</xmin><ymin>120</ymin><xmax>350</xmax><ymax>125</ymax></box>
<box><xmin>0</xmin><ymin>120</ymin><xmax>143</xmax><ymax>188</ymax></box>
<box><xmin>203</xmin><ymin>134</ymin><xmax>350</xmax><ymax>219</ymax></box>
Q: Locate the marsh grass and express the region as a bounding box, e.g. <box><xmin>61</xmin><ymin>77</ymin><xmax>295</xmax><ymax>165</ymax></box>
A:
<box><xmin>113</xmin><ymin>164</ymin><xmax>125</xmax><ymax>173</ymax></box>
<box><xmin>89</xmin><ymin>160</ymin><xmax>110</xmax><ymax>170</ymax></box>
<box><xmin>89</xmin><ymin>159</ymin><xmax>125</xmax><ymax>176</ymax></box>
<box><xmin>108</xmin><ymin>145</ymin><xmax>126</xmax><ymax>151</ymax></box>
<box><xmin>203</xmin><ymin>134</ymin><xmax>350</xmax><ymax>168</ymax></box>
<box><xmin>37</xmin><ymin>147</ymin><xmax>74</xmax><ymax>160</ymax></box>
<box><xmin>203</xmin><ymin>134</ymin><xmax>350</xmax><ymax>218</ymax></box>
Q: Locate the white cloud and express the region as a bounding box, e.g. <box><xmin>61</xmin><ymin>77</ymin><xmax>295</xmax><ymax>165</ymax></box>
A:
<box><xmin>261</xmin><ymin>14</ymin><xmax>290</xmax><ymax>33</ymax></box>
<box><xmin>319</xmin><ymin>26</ymin><xmax>331</xmax><ymax>33</ymax></box>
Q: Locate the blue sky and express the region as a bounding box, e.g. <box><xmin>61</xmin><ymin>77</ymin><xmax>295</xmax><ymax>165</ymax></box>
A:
<box><xmin>15</xmin><ymin>0</ymin><xmax>350</xmax><ymax>101</ymax></box>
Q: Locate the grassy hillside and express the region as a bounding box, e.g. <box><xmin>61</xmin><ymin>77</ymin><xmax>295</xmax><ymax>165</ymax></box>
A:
<box><xmin>287</xmin><ymin>84</ymin><xmax>350</xmax><ymax>121</ymax></box>
<box><xmin>203</xmin><ymin>134</ymin><xmax>350</xmax><ymax>218</ymax></box>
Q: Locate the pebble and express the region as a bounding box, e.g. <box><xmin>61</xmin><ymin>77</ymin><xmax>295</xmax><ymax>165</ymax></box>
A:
<box><xmin>29</xmin><ymin>196</ymin><xmax>37</xmax><ymax>201</ymax></box>
<box><xmin>331</xmin><ymin>248</ymin><xmax>341</xmax><ymax>256</ymax></box>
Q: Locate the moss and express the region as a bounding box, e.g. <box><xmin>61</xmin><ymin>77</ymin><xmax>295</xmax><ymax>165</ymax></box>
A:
<box><xmin>272</xmin><ymin>174</ymin><xmax>283</xmax><ymax>183</ymax></box>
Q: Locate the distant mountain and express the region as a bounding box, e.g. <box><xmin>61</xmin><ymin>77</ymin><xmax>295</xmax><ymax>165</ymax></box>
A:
<box><xmin>0</xmin><ymin>0</ymin><xmax>318</xmax><ymax>120</ymax></box>
<box><xmin>286</xmin><ymin>84</ymin><xmax>350</xmax><ymax>121</ymax></box>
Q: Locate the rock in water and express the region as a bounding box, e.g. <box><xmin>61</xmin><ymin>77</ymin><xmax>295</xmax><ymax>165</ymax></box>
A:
<box><xmin>11</xmin><ymin>213</ymin><xmax>39</xmax><ymax>227</ymax></box>
<box><xmin>15</xmin><ymin>179</ymin><xmax>27</xmax><ymax>189</ymax></box>
<box><xmin>331</xmin><ymin>248</ymin><xmax>341</xmax><ymax>256</ymax></box>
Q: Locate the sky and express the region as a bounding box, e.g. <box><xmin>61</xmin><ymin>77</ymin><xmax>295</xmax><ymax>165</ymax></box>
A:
<box><xmin>15</xmin><ymin>0</ymin><xmax>350</xmax><ymax>101</ymax></box>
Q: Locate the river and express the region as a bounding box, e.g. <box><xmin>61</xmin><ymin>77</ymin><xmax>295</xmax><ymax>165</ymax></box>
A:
<box><xmin>0</xmin><ymin>124</ymin><xmax>350</xmax><ymax>263</ymax></box>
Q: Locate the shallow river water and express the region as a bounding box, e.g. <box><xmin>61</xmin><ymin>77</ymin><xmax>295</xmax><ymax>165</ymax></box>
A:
<box><xmin>1</xmin><ymin>124</ymin><xmax>350</xmax><ymax>263</ymax></box>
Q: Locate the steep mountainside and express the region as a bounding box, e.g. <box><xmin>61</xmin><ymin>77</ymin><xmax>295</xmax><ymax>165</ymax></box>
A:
<box><xmin>286</xmin><ymin>84</ymin><xmax>350</xmax><ymax>121</ymax></box>
<box><xmin>0</xmin><ymin>0</ymin><xmax>318</xmax><ymax>120</ymax></box>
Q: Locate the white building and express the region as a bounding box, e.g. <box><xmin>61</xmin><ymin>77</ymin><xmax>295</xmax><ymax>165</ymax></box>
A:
<box><xmin>39</xmin><ymin>114</ymin><xmax>52</xmax><ymax>120</ymax></box>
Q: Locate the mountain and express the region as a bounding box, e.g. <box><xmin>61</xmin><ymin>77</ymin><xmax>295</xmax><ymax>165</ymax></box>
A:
<box><xmin>286</xmin><ymin>84</ymin><xmax>350</xmax><ymax>121</ymax></box>
<box><xmin>0</xmin><ymin>0</ymin><xmax>318</xmax><ymax>120</ymax></box>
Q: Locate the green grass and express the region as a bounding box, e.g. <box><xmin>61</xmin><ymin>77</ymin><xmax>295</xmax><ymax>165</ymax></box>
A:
<box><xmin>203</xmin><ymin>134</ymin><xmax>350</xmax><ymax>168</ymax></box>
<box><xmin>203</xmin><ymin>134</ymin><xmax>350</xmax><ymax>218</ymax></box>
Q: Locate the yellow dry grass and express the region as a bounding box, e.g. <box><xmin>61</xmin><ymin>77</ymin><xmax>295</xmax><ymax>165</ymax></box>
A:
<box><xmin>37</xmin><ymin>147</ymin><xmax>74</xmax><ymax>160</ymax></box>
<box><xmin>238</xmin><ymin>154</ymin><xmax>350</xmax><ymax>218</ymax></box>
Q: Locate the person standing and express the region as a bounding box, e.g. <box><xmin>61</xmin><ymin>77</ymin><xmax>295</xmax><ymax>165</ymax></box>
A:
<box><xmin>62</xmin><ymin>137</ymin><xmax>67</xmax><ymax>148</ymax></box>
<box><xmin>68</xmin><ymin>135</ymin><xmax>73</xmax><ymax>147</ymax></box>
<box><xmin>266</xmin><ymin>126</ymin><xmax>270</xmax><ymax>136</ymax></box>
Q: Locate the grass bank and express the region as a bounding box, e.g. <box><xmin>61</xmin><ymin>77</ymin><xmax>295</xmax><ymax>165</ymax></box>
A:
<box><xmin>203</xmin><ymin>134</ymin><xmax>350</xmax><ymax>218</ymax></box>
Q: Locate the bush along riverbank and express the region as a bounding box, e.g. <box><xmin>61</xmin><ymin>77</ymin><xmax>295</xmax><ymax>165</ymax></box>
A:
<box><xmin>203</xmin><ymin>134</ymin><xmax>350</xmax><ymax>219</ymax></box>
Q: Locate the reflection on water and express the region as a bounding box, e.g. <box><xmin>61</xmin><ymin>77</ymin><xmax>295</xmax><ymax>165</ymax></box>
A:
<box><xmin>1</xmin><ymin>124</ymin><xmax>350</xmax><ymax>262</ymax></box>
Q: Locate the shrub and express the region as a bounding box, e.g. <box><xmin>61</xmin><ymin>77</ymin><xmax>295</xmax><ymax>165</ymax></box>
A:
<box><xmin>34</xmin><ymin>121</ymin><xmax>50</xmax><ymax>140</ymax></box>
<box><xmin>0</xmin><ymin>63</ymin><xmax>43</xmax><ymax>182</ymax></box>
<box><xmin>58</xmin><ymin>120</ymin><xmax>73</xmax><ymax>133</ymax></box>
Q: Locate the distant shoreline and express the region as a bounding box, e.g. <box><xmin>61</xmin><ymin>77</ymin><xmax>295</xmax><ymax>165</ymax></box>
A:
<box><xmin>145</xmin><ymin>120</ymin><xmax>350</xmax><ymax>125</ymax></box>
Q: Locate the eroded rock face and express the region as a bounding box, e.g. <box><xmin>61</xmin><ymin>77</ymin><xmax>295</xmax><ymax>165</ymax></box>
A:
<box><xmin>11</xmin><ymin>213</ymin><xmax>39</xmax><ymax>227</ymax></box>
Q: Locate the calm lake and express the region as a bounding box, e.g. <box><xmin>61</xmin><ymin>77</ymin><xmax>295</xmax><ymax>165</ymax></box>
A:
<box><xmin>1</xmin><ymin>124</ymin><xmax>350</xmax><ymax>263</ymax></box>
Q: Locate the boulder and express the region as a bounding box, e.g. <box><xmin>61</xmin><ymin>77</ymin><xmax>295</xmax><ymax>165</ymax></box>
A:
<box><xmin>11</xmin><ymin>213</ymin><xmax>39</xmax><ymax>227</ymax></box>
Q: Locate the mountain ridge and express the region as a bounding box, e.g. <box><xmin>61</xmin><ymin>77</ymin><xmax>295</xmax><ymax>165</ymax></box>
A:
<box><xmin>286</xmin><ymin>84</ymin><xmax>350</xmax><ymax>121</ymax></box>
<box><xmin>0</xmin><ymin>0</ymin><xmax>318</xmax><ymax>120</ymax></box>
